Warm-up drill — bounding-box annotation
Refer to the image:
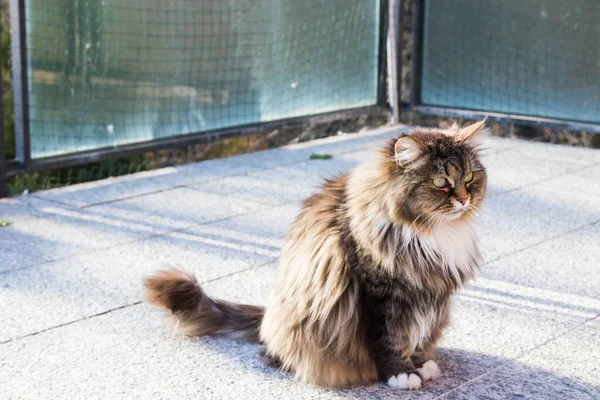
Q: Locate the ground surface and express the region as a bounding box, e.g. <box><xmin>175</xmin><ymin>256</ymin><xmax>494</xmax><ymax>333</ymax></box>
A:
<box><xmin>1</xmin><ymin>125</ymin><xmax>599</xmax><ymax>400</ymax></box>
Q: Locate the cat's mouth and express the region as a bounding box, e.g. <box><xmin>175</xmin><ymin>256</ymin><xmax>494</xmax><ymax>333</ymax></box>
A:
<box><xmin>444</xmin><ymin>209</ymin><xmax>467</xmax><ymax>220</ymax></box>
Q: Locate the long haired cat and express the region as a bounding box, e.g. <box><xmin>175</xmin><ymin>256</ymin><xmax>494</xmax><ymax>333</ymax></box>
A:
<box><xmin>144</xmin><ymin>120</ymin><xmax>488</xmax><ymax>390</ymax></box>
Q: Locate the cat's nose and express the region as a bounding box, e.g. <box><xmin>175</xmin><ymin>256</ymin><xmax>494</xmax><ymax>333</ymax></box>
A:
<box><xmin>456</xmin><ymin>196</ymin><xmax>469</xmax><ymax>205</ymax></box>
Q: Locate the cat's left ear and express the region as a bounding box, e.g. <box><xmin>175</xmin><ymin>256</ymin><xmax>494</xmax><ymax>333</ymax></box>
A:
<box><xmin>456</xmin><ymin>117</ymin><xmax>489</xmax><ymax>148</ymax></box>
<box><xmin>394</xmin><ymin>136</ymin><xmax>427</xmax><ymax>167</ymax></box>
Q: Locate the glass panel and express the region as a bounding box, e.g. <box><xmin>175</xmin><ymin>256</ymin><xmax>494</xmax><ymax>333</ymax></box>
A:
<box><xmin>421</xmin><ymin>0</ymin><xmax>600</xmax><ymax>124</ymax></box>
<box><xmin>25</xmin><ymin>0</ymin><xmax>380</xmax><ymax>159</ymax></box>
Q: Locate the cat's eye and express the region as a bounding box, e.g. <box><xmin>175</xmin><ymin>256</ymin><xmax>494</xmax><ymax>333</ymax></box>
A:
<box><xmin>465</xmin><ymin>172</ymin><xmax>474</xmax><ymax>183</ymax></box>
<box><xmin>433</xmin><ymin>177</ymin><xmax>447</xmax><ymax>188</ymax></box>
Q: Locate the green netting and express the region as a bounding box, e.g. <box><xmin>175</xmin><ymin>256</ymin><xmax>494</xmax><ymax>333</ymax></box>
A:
<box><xmin>25</xmin><ymin>0</ymin><xmax>381</xmax><ymax>159</ymax></box>
<box><xmin>420</xmin><ymin>0</ymin><xmax>600</xmax><ymax>124</ymax></box>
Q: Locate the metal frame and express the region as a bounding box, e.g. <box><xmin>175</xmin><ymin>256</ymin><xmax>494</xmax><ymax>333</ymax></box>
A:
<box><xmin>407</xmin><ymin>0</ymin><xmax>600</xmax><ymax>133</ymax></box>
<box><xmin>1</xmin><ymin>0</ymin><xmax>394</xmax><ymax>196</ymax></box>
<box><xmin>7</xmin><ymin>105</ymin><xmax>387</xmax><ymax>175</ymax></box>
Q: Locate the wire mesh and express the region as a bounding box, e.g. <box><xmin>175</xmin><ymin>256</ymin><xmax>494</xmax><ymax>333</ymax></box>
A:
<box><xmin>23</xmin><ymin>0</ymin><xmax>381</xmax><ymax>159</ymax></box>
<box><xmin>418</xmin><ymin>0</ymin><xmax>600</xmax><ymax>125</ymax></box>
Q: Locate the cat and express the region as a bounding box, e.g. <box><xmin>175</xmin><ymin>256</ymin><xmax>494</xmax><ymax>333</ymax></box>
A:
<box><xmin>144</xmin><ymin>119</ymin><xmax>488</xmax><ymax>390</ymax></box>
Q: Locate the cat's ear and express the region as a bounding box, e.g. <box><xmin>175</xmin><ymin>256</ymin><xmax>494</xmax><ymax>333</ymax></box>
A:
<box><xmin>394</xmin><ymin>136</ymin><xmax>426</xmax><ymax>167</ymax></box>
<box><xmin>456</xmin><ymin>117</ymin><xmax>489</xmax><ymax>148</ymax></box>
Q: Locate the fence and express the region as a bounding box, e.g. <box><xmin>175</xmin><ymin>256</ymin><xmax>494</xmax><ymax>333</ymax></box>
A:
<box><xmin>2</xmin><ymin>0</ymin><xmax>600</xmax><ymax>197</ymax></box>
<box><xmin>409</xmin><ymin>0</ymin><xmax>600</xmax><ymax>133</ymax></box>
<box><xmin>0</xmin><ymin>0</ymin><xmax>395</xmax><ymax>196</ymax></box>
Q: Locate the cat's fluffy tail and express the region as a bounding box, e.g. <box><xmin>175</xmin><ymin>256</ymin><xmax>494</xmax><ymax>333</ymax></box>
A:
<box><xmin>144</xmin><ymin>269</ymin><xmax>264</xmax><ymax>343</ymax></box>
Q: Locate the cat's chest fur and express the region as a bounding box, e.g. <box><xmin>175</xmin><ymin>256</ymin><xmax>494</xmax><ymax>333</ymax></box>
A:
<box><xmin>356</xmin><ymin>217</ymin><xmax>480</xmax><ymax>295</ymax></box>
<box><xmin>404</xmin><ymin>220</ymin><xmax>479</xmax><ymax>283</ymax></box>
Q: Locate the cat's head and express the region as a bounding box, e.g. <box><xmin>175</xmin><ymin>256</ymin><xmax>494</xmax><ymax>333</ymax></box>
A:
<box><xmin>384</xmin><ymin>119</ymin><xmax>488</xmax><ymax>229</ymax></box>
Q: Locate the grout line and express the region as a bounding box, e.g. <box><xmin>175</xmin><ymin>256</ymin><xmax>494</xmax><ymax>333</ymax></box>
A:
<box><xmin>433</xmin><ymin>366</ymin><xmax>503</xmax><ymax>400</ymax></box>
<box><xmin>28</xmin><ymin>194</ymin><xmax>82</xmax><ymax>209</ymax></box>
<box><xmin>481</xmin><ymin>218</ymin><xmax>599</xmax><ymax>266</ymax></box>
<box><xmin>0</xmin><ymin>262</ymin><xmax>275</xmax><ymax>346</ymax></box>
<box><xmin>0</xmin><ymin>301</ymin><xmax>143</xmax><ymax>345</ymax></box>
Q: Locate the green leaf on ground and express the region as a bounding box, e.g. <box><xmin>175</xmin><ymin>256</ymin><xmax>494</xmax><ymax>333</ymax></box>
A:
<box><xmin>0</xmin><ymin>220</ymin><xmax>12</xmax><ymax>227</ymax></box>
<box><xmin>309</xmin><ymin>153</ymin><xmax>333</xmax><ymax>160</ymax></box>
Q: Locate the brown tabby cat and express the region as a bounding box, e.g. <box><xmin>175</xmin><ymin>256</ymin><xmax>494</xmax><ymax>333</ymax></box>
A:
<box><xmin>144</xmin><ymin>120</ymin><xmax>488</xmax><ymax>390</ymax></box>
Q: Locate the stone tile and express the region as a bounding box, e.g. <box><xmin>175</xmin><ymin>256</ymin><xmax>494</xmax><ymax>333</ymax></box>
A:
<box><xmin>481</xmin><ymin>223</ymin><xmax>600</xmax><ymax>299</ymax></box>
<box><xmin>194</xmin><ymin>150</ymin><xmax>371</xmax><ymax>206</ymax></box>
<box><xmin>484</xmin><ymin>136</ymin><xmax>524</xmax><ymax>153</ymax></box>
<box><xmin>87</xmin><ymin>186</ymin><xmax>267</xmax><ymax>233</ymax></box>
<box><xmin>229</xmin><ymin>126</ymin><xmax>405</xmax><ymax>169</ymax></box>
<box><xmin>148</xmin><ymin>158</ymin><xmax>262</xmax><ymax>188</ymax></box>
<box><xmin>0</xmin><ymin>204</ymin><xmax>161</xmax><ymax>266</ymax></box>
<box><xmin>0</xmin><ymin>266</ymin><xmax>125</xmax><ymax>343</ymax></box>
<box><xmin>228</xmin><ymin>147</ymin><xmax>323</xmax><ymax>169</ymax></box>
<box><xmin>442</xmin><ymin>361</ymin><xmax>600</xmax><ymax>400</ymax></box>
<box><xmin>207</xmin><ymin>202</ymin><xmax>302</xmax><ymax>248</ymax></box>
<box><xmin>552</xmin><ymin>164</ymin><xmax>600</xmax><ymax>197</ymax></box>
<box><xmin>481</xmin><ymin>149</ymin><xmax>581</xmax><ymax>197</ymax></box>
<box><xmin>81</xmin><ymin>228</ymin><xmax>279</xmax><ymax>301</ymax></box>
<box><xmin>445</xmin><ymin>288</ymin><xmax>585</xmax><ymax>361</ymax></box>
<box><xmin>31</xmin><ymin>168</ymin><xmax>177</xmax><ymax>208</ymax></box>
<box><xmin>1</xmin><ymin>187</ymin><xmax>258</xmax><ymax>267</ymax></box>
<box><xmin>0</xmin><ymin>235</ymin><xmax>276</xmax><ymax>342</ymax></box>
<box><xmin>0</xmin><ymin>248</ymin><xmax>42</xmax><ymax>273</ymax></box>
<box><xmin>0</xmin><ymin>304</ymin><xmax>259</xmax><ymax>400</ymax></box>
<box><xmin>518</xmin><ymin>318</ymin><xmax>600</xmax><ymax>387</ymax></box>
<box><xmin>475</xmin><ymin>175</ymin><xmax>599</xmax><ymax>262</ymax></box>
<box><xmin>200</xmin><ymin>347</ymin><xmax>505</xmax><ymax>400</ymax></box>
<box><xmin>191</xmin><ymin>167</ymin><xmax>318</xmax><ymax>205</ymax></box>
<box><xmin>0</xmin><ymin>195</ymin><xmax>68</xmax><ymax>224</ymax></box>
<box><xmin>518</xmin><ymin>140</ymin><xmax>600</xmax><ymax>166</ymax></box>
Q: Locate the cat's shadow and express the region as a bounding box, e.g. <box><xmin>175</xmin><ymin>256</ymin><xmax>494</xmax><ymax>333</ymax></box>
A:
<box><xmin>198</xmin><ymin>340</ymin><xmax>599</xmax><ymax>399</ymax></box>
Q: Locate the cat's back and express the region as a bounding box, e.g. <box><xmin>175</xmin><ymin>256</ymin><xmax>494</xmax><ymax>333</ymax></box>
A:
<box><xmin>286</xmin><ymin>172</ymin><xmax>351</xmax><ymax>243</ymax></box>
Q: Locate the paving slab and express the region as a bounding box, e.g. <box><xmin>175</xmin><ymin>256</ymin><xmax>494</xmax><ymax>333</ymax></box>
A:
<box><xmin>144</xmin><ymin>158</ymin><xmax>263</xmax><ymax>188</ymax></box>
<box><xmin>0</xmin><ymin>195</ymin><xmax>69</xmax><ymax>224</ymax></box>
<box><xmin>31</xmin><ymin>168</ymin><xmax>178</xmax><ymax>208</ymax></box>
<box><xmin>207</xmin><ymin>202</ymin><xmax>303</xmax><ymax>246</ymax></box>
<box><xmin>192</xmin><ymin>150</ymin><xmax>374</xmax><ymax>205</ymax></box>
<box><xmin>85</xmin><ymin>186</ymin><xmax>267</xmax><ymax>234</ymax></box>
<box><xmin>481</xmin><ymin>222</ymin><xmax>600</xmax><ymax>300</ymax></box>
<box><xmin>481</xmin><ymin>148</ymin><xmax>582</xmax><ymax>198</ymax></box>
<box><xmin>518</xmin><ymin>140</ymin><xmax>600</xmax><ymax>166</ymax></box>
<box><xmin>476</xmin><ymin>170</ymin><xmax>599</xmax><ymax>262</ymax></box>
<box><xmin>0</xmin><ymin>234</ymin><xmax>276</xmax><ymax>343</ymax></box>
<box><xmin>441</xmin><ymin>362</ymin><xmax>600</xmax><ymax>400</ymax></box>
<box><xmin>518</xmin><ymin>317</ymin><xmax>600</xmax><ymax>387</ymax></box>
<box><xmin>0</xmin><ymin>304</ymin><xmax>260</xmax><ymax>400</ymax></box>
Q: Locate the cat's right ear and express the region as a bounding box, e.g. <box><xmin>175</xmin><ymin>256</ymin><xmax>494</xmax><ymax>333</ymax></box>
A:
<box><xmin>394</xmin><ymin>136</ymin><xmax>426</xmax><ymax>167</ymax></box>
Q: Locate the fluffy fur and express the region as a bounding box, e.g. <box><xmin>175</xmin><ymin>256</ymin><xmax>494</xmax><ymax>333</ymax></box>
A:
<box><xmin>144</xmin><ymin>120</ymin><xmax>489</xmax><ymax>390</ymax></box>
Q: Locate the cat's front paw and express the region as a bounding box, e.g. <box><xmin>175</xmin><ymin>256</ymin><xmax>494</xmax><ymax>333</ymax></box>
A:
<box><xmin>387</xmin><ymin>373</ymin><xmax>422</xmax><ymax>390</ymax></box>
<box><xmin>417</xmin><ymin>360</ymin><xmax>441</xmax><ymax>381</ymax></box>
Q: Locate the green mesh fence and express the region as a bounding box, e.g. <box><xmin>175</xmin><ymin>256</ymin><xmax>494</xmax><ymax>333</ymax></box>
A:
<box><xmin>23</xmin><ymin>0</ymin><xmax>381</xmax><ymax>159</ymax></box>
<box><xmin>419</xmin><ymin>0</ymin><xmax>600</xmax><ymax>124</ymax></box>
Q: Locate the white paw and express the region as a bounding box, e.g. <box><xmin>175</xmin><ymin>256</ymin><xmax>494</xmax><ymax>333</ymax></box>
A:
<box><xmin>417</xmin><ymin>360</ymin><xmax>441</xmax><ymax>381</ymax></box>
<box><xmin>387</xmin><ymin>373</ymin><xmax>422</xmax><ymax>390</ymax></box>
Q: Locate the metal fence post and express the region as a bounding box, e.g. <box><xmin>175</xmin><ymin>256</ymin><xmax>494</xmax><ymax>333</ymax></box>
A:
<box><xmin>0</xmin><ymin>15</ymin><xmax>7</xmax><ymax>198</ymax></box>
<box><xmin>387</xmin><ymin>0</ymin><xmax>402</xmax><ymax>123</ymax></box>
<box><xmin>9</xmin><ymin>0</ymin><xmax>31</xmax><ymax>170</ymax></box>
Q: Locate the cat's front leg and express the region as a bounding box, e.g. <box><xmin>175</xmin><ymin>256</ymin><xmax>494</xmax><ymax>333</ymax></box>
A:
<box><xmin>411</xmin><ymin>349</ymin><xmax>441</xmax><ymax>381</ymax></box>
<box><xmin>367</xmin><ymin>338</ymin><xmax>423</xmax><ymax>390</ymax></box>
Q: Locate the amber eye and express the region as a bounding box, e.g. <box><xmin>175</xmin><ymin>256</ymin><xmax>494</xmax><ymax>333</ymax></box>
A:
<box><xmin>433</xmin><ymin>177</ymin><xmax>447</xmax><ymax>188</ymax></box>
<box><xmin>465</xmin><ymin>172</ymin><xmax>474</xmax><ymax>183</ymax></box>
